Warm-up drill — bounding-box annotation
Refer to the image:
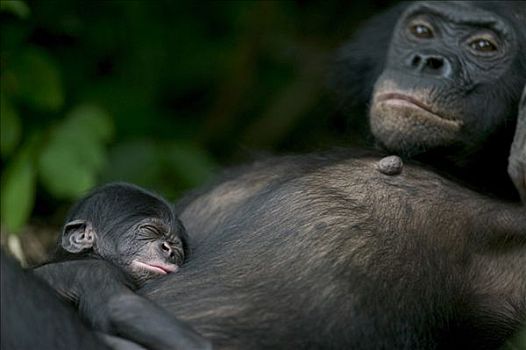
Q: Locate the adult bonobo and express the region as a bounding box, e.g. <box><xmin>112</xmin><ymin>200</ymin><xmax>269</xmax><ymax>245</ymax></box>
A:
<box><xmin>2</xmin><ymin>154</ymin><xmax>525</xmax><ymax>349</ymax></box>
<box><xmin>2</xmin><ymin>5</ymin><xmax>526</xmax><ymax>349</ymax></box>
<box><xmin>5</xmin><ymin>99</ymin><xmax>526</xmax><ymax>349</ymax></box>
<box><xmin>332</xmin><ymin>1</ymin><xmax>526</xmax><ymax>200</ymax></box>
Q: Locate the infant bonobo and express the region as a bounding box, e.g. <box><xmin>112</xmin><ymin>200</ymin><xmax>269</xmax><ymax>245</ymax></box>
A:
<box><xmin>54</xmin><ymin>182</ymin><xmax>186</xmax><ymax>286</ymax></box>
<box><xmin>35</xmin><ymin>183</ymin><xmax>211</xmax><ymax>350</ymax></box>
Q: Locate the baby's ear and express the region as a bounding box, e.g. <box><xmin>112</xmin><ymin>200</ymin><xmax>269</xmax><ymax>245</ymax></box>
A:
<box><xmin>61</xmin><ymin>219</ymin><xmax>96</xmax><ymax>253</ymax></box>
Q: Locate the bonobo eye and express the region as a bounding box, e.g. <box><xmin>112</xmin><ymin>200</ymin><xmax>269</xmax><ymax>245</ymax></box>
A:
<box><xmin>165</xmin><ymin>234</ymin><xmax>182</xmax><ymax>246</ymax></box>
<box><xmin>468</xmin><ymin>37</ymin><xmax>498</xmax><ymax>54</ymax></box>
<box><xmin>140</xmin><ymin>224</ymin><xmax>161</xmax><ymax>237</ymax></box>
<box><xmin>408</xmin><ymin>20</ymin><xmax>434</xmax><ymax>39</ymax></box>
<box><xmin>169</xmin><ymin>239</ymin><xmax>182</xmax><ymax>247</ymax></box>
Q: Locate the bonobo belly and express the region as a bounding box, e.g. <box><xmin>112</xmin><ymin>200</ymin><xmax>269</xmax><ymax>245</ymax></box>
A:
<box><xmin>140</xmin><ymin>153</ymin><xmax>526</xmax><ymax>349</ymax></box>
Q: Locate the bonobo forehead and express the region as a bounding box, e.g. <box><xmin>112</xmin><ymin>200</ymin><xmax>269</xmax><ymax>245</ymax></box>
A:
<box><xmin>406</xmin><ymin>2</ymin><xmax>492</xmax><ymax>21</ymax></box>
<box><xmin>403</xmin><ymin>2</ymin><xmax>510</xmax><ymax>31</ymax></box>
<box><xmin>66</xmin><ymin>183</ymin><xmax>176</xmax><ymax>231</ymax></box>
<box><xmin>404</xmin><ymin>1</ymin><xmax>526</xmax><ymax>32</ymax></box>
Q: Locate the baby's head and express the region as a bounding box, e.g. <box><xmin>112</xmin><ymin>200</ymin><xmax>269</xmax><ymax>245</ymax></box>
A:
<box><xmin>55</xmin><ymin>183</ymin><xmax>187</xmax><ymax>284</ymax></box>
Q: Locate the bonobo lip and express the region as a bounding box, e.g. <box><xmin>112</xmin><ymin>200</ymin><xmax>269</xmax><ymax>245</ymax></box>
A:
<box><xmin>375</xmin><ymin>92</ymin><xmax>462</xmax><ymax>129</ymax></box>
<box><xmin>132</xmin><ymin>260</ymin><xmax>178</xmax><ymax>275</ymax></box>
<box><xmin>376</xmin><ymin>93</ymin><xmax>439</xmax><ymax>116</ymax></box>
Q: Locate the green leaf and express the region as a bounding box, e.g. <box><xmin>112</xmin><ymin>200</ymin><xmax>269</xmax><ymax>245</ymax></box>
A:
<box><xmin>0</xmin><ymin>0</ymin><xmax>30</xmax><ymax>19</ymax></box>
<box><xmin>37</xmin><ymin>105</ymin><xmax>113</xmax><ymax>199</ymax></box>
<box><xmin>0</xmin><ymin>148</ymin><xmax>36</xmax><ymax>233</ymax></box>
<box><xmin>65</xmin><ymin>104</ymin><xmax>114</xmax><ymax>142</ymax></box>
<box><xmin>0</xmin><ymin>93</ymin><xmax>21</xmax><ymax>157</ymax></box>
<box><xmin>99</xmin><ymin>139</ymin><xmax>163</xmax><ymax>187</ymax></box>
<box><xmin>10</xmin><ymin>48</ymin><xmax>64</xmax><ymax>111</ymax></box>
<box><xmin>164</xmin><ymin>143</ymin><xmax>216</xmax><ymax>187</ymax></box>
<box><xmin>38</xmin><ymin>142</ymin><xmax>96</xmax><ymax>199</ymax></box>
<box><xmin>53</xmin><ymin>104</ymin><xmax>114</xmax><ymax>173</ymax></box>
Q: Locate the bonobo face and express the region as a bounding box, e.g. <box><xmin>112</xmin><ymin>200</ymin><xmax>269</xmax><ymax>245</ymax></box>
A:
<box><xmin>120</xmin><ymin>216</ymin><xmax>185</xmax><ymax>283</ymax></box>
<box><xmin>370</xmin><ymin>1</ymin><xmax>525</xmax><ymax>155</ymax></box>
<box><xmin>59</xmin><ymin>183</ymin><xmax>187</xmax><ymax>284</ymax></box>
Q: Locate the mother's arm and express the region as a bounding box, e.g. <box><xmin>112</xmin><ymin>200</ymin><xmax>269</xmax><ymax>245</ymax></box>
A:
<box><xmin>34</xmin><ymin>259</ymin><xmax>212</xmax><ymax>350</ymax></box>
<box><xmin>1</xmin><ymin>251</ymin><xmax>110</xmax><ymax>350</ymax></box>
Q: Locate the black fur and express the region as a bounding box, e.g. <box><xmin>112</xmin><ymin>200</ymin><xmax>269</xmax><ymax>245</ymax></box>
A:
<box><xmin>142</xmin><ymin>151</ymin><xmax>526</xmax><ymax>349</ymax></box>
<box><xmin>0</xmin><ymin>251</ymin><xmax>111</xmax><ymax>350</ymax></box>
<box><xmin>3</xmin><ymin>153</ymin><xmax>525</xmax><ymax>349</ymax></box>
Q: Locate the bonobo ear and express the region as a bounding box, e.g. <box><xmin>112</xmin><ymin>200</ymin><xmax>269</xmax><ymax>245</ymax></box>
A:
<box><xmin>61</xmin><ymin>219</ymin><xmax>96</xmax><ymax>253</ymax></box>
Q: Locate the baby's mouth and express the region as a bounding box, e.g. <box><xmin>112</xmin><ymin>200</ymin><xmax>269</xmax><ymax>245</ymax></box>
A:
<box><xmin>132</xmin><ymin>260</ymin><xmax>178</xmax><ymax>275</ymax></box>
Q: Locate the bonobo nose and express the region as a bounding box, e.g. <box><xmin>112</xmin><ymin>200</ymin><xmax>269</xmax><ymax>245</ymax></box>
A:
<box><xmin>160</xmin><ymin>242</ymin><xmax>175</xmax><ymax>260</ymax></box>
<box><xmin>408</xmin><ymin>53</ymin><xmax>452</xmax><ymax>78</ymax></box>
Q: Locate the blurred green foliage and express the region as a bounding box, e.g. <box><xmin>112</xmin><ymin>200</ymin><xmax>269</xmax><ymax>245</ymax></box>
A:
<box><xmin>1</xmin><ymin>1</ymin><xmax>115</xmax><ymax>232</ymax></box>
<box><xmin>1</xmin><ymin>0</ymin><xmax>395</xmax><ymax>233</ymax></box>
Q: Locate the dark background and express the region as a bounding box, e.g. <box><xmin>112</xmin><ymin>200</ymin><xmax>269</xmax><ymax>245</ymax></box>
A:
<box><xmin>1</xmin><ymin>0</ymin><xmax>399</xmax><ymax>261</ymax></box>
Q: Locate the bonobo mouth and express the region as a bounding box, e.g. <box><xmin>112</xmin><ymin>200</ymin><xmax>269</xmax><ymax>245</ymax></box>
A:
<box><xmin>375</xmin><ymin>92</ymin><xmax>461</xmax><ymax>130</ymax></box>
<box><xmin>132</xmin><ymin>260</ymin><xmax>178</xmax><ymax>275</ymax></box>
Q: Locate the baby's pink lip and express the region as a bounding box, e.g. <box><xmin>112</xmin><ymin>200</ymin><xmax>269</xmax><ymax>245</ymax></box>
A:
<box><xmin>132</xmin><ymin>260</ymin><xmax>178</xmax><ymax>275</ymax></box>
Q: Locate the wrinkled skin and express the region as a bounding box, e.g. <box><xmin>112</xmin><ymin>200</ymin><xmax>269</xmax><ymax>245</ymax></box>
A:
<box><xmin>53</xmin><ymin>183</ymin><xmax>186</xmax><ymax>286</ymax></box>
<box><xmin>332</xmin><ymin>1</ymin><xmax>526</xmax><ymax>199</ymax></box>
<box><xmin>371</xmin><ymin>2</ymin><xmax>525</xmax><ymax>154</ymax></box>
